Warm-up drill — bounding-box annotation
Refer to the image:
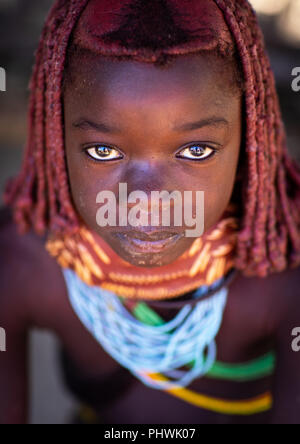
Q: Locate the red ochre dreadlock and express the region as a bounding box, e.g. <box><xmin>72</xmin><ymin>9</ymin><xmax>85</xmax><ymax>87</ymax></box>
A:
<box><xmin>4</xmin><ymin>0</ymin><xmax>300</xmax><ymax>278</ymax></box>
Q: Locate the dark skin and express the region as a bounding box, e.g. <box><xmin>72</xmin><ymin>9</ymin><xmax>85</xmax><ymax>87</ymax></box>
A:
<box><xmin>0</xmin><ymin>53</ymin><xmax>300</xmax><ymax>424</ymax></box>
<box><xmin>64</xmin><ymin>52</ymin><xmax>242</xmax><ymax>267</ymax></box>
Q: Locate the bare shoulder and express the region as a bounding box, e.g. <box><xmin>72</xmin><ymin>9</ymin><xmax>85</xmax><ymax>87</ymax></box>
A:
<box><xmin>227</xmin><ymin>264</ymin><xmax>300</xmax><ymax>340</ymax></box>
<box><xmin>267</xmin><ymin>264</ymin><xmax>300</xmax><ymax>329</ymax></box>
<box><xmin>0</xmin><ymin>206</ymin><xmax>66</xmax><ymax>329</ymax></box>
<box><xmin>262</xmin><ymin>265</ymin><xmax>297</xmax><ymax>329</ymax></box>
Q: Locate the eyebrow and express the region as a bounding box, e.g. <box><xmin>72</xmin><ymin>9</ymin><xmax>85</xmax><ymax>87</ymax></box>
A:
<box><xmin>72</xmin><ymin>119</ymin><xmax>121</xmax><ymax>134</ymax></box>
<box><xmin>72</xmin><ymin>116</ymin><xmax>229</xmax><ymax>134</ymax></box>
<box><xmin>173</xmin><ymin>117</ymin><xmax>229</xmax><ymax>132</ymax></box>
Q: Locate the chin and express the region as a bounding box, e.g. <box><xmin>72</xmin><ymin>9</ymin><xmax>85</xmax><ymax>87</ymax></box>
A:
<box><xmin>105</xmin><ymin>236</ymin><xmax>189</xmax><ymax>267</ymax></box>
<box><xmin>103</xmin><ymin>231</ymin><xmax>192</xmax><ymax>268</ymax></box>
<box><xmin>115</xmin><ymin>249</ymin><xmax>182</xmax><ymax>268</ymax></box>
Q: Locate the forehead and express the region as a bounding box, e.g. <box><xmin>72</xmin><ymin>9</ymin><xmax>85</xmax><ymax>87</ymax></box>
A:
<box><xmin>65</xmin><ymin>51</ymin><xmax>235</xmax><ymax>112</ymax></box>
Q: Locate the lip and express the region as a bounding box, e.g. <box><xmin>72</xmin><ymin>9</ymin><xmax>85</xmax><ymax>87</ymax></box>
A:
<box><xmin>113</xmin><ymin>231</ymin><xmax>184</xmax><ymax>254</ymax></box>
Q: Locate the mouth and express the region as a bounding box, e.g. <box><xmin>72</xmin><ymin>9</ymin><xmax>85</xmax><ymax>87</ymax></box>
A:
<box><xmin>113</xmin><ymin>230</ymin><xmax>184</xmax><ymax>254</ymax></box>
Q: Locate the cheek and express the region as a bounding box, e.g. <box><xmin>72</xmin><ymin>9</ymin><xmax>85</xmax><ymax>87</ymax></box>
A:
<box><xmin>65</xmin><ymin>149</ymin><xmax>98</xmax><ymax>225</ymax></box>
<box><xmin>179</xmin><ymin>155</ymin><xmax>240</xmax><ymax>231</ymax></box>
<box><xmin>204</xmin><ymin>172</ymin><xmax>236</xmax><ymax>229</ymax></box>
<box><xmin>205</xmin><ymin>155</ymin><xmax>240</xmax><ymax>229</ymax></box>
<box><xmin>65</xmin><ymin>134</ymin><xmax>240</xmax><ymax>234</ymax></box>
<box><xmin>69</xmin><ymin>168</ymin><xmax>96</xmax><ymax>224</ymax></box>
<box><xmin>67</xmin><ymin>160</ymin><xmax>239</xmax><ymax>231</ymax></box>
<box><xmin>66</xmin><ymin>150</ymin><xmax>124</xmax><ymax>228</ymax></box>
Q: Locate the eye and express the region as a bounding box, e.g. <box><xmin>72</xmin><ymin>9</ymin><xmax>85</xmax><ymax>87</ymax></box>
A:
<box><xmin>85</xmin><ymin>145</ymin><xmax>123</xmax><ymax>162</ymax></box>
<box><xmin>176</xmin><ymin>144</ymin><xmax>216</xmax><ymax>161</ymax></box>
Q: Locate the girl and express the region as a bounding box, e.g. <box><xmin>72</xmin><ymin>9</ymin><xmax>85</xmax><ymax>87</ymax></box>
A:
<box><xmin>1</xmin><ymin>0</ymin><xmax>300</xmax><ymax>424</ymax></box>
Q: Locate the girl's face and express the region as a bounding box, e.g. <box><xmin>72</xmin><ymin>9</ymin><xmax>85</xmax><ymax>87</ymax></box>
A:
<box><xmin>64</xmin><ymin>52</ymin><xmax>242</xmax><ymax>267</ymax></box>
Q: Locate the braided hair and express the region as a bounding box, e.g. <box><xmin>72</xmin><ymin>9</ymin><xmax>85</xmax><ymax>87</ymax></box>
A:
<box><xmin>4</xmin><ymin>0</ymin><xmax>300</xmax><ymax>277</ymax></box>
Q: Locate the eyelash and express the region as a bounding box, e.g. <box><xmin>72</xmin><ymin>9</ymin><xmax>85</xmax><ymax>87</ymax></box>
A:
<box><xmin>84</xmin><ymin>145</ymin><xmax>123</xmax><ymax>162</ymax></box>
<box><xmin>83</xmin><ymin>143</ymin><xmax>219</xmax><ymax>163</ymax></box>
<box><xmin>176</xmin><ymin>144</ymin><xmax>217</xmax><ymax>161</ymax></box>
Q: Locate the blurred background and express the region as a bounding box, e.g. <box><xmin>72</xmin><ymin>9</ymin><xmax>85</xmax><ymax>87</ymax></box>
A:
<box><xmin>0</xmin><ymin>0</ymin><xmax>299</xmax><ymax>424</ymax></box>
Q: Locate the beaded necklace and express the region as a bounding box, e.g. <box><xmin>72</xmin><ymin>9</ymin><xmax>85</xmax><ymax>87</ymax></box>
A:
<box><xmin>63</xmin><ymin>267</ymin><xmax>228</xmax><ymax>390</ymax></box>
<box><xmin>62</xmin><ymin>267</ymin><xmax>274</xmax><ymax>416</ymax></box>
<box><xmin>46</xmin><ymin>206</ymin><xmax>274</xmax><ymax>415</ymax></box>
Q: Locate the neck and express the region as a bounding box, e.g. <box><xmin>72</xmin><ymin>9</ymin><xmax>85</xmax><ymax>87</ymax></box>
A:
<box><xmin>46</xmin><ymin>204</ymin><xmax>239</xmax><ymax>301</ymax></box>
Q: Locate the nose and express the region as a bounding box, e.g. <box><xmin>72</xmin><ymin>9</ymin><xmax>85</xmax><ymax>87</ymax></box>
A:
<box><xmin>121</xmin><ymin>159</ymin><xmax>169</xmax><ymax>194</ymax></box>
<box><xmin>118</xmin><ymin>160</ymin><xmax>180</xmax><ymax>220</ymax></box>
